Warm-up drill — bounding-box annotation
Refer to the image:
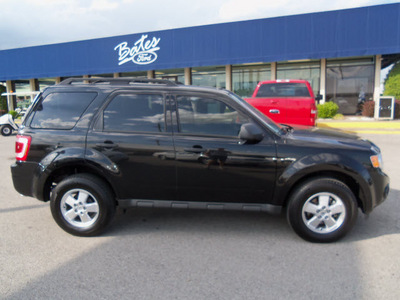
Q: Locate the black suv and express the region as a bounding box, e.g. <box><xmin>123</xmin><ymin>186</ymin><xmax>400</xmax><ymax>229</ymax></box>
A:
<box><xmin>11</xmin><ymin>78</ymin><xmax>390</xmax><ymax>242</ymax></box>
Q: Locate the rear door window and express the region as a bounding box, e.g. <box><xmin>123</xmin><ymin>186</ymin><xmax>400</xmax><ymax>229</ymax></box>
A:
<box><xmin>103</xmin><ymin>93</ymin><xmax>165</xmax><ymax>132</ymax></box>
<box><xmin>30</xmin><ymin>92</ymin><xmax>97</xmax><ymax>129</ymax></box>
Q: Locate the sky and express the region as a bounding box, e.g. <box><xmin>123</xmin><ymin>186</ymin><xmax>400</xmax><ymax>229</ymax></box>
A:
<box><xmin>0</xmin><ymin>0</ymin><xmax>398</xmax><ymax>51</ymax></box>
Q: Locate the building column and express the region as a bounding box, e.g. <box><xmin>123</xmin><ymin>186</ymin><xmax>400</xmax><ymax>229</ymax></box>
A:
<box><xmin>184</xmin><ymin>68</ymin><xmax>192</xmax><ymax>85</ymax></box>
<box><xmin>226</xmin><ymin>65</ymin><xmax>232</xmax><ymax>91</ymax></box>
<box><xmin>271</xmin><ymin>62</ymin><xmax>277</xmax><ymax>80</ymax></box>
<box><xmin>55</xmin><ymin>77</ymin><xmax>62</xmax><ymax>84</ymax></box>
<box><xmin>147</xmin><ymin>70</ymin><xmax>155</xmax><ymax>79</ymax></box>
<box><xmin>29</xmin><ymin>79</ymin><xmax>39</xmax><ymax>91</ymax></box>
<box><xmin>319</xmin><ymin>58</ymin><xmax>327</xmax><ymax>104</ymax></box>
<box><xmin>113</xmin><ymin>73</ymin><xmax>120</xmax><ymax>78</ymax></box>
<box><xmin>374</xmin><ymin>55</ymin><xmax>382</xmax><ymax>119</ymax></box>
<box><xmin>5</xmin><ymin>80</ymin><xmax>16</xmax><ymax>111</ymax></box>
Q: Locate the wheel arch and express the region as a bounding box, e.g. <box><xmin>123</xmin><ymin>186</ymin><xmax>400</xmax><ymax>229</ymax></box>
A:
<box><xmin>282</xmin><ymin>171</ymin><xmax>365</xmax><ymax>210</ymax></box>
<box><xmin>35</xmin><ymin>161</ymin><xmax>117</xmax><ymax>203</ymax></box>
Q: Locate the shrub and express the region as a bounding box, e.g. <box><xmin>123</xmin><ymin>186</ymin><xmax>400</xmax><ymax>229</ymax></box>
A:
<box><xmin>317</xmin><ymin>101</ymin><xmax>339</xmax><ymax>118</ymax></box>
<box><xmin>384</xmin><ymin>63</ymin><xmax>400</xmax><ymax>99</ymax></box>
<box><xmin>333</xmin><ymin>113</ymin><xmax>344</xmax><ymax>120</ymax></box>
<box><xmin>362</xmin><ymin>101</ymin><xmax>375</xmax><ymax>117</ymax></box>
<box><xmin>8</xmin><ymin>110</ymin><xmax>19</xmax><ymax>119</ymax></box>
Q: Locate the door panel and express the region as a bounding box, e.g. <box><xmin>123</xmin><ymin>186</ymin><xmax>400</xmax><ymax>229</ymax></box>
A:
<box><xmin>86</xmin><ymin>92</ymin><xmax>176</xmax><ymax>200</ymax></box>
<box><xmin>172</xmin><ymin>94</ymin><xmax>277</xmax><ymax>203</ymax></box>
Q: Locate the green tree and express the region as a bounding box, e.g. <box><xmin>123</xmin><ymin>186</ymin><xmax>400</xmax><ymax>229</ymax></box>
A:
<box><xmin>384</xmin><ymin>62</ymin><xmax>400</xmax><ymax>99</ymax></box>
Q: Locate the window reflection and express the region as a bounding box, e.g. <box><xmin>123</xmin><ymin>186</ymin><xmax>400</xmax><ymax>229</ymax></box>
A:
<box><xmin>31</xmin><ymin>92</ymin><xmax>97</xmax><ymax>129</ymax></box>
<box><xmin>176</xmin><ymin>96</ymin><xmax>249</xmax><ymax>136</ymax></box>
<box><xmin>103</xmin><ymin>94</ymin><xmax>165</xmax><ymax>132</ymax></box>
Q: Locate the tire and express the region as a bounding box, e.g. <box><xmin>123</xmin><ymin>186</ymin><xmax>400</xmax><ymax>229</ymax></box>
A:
<box><xmin>50</xmin><ymin>174</ymin><xmax>116</xmax><ymax>236</ymax></box>
<box><xmin>1</xmin><ymin>125</ymin><xmax>13</xmax><ymax>136</ymax></box>
<box><xmin>286</xmin><ymin>178</ymin><xmax>358</xmax><ymax>243</ymax></box>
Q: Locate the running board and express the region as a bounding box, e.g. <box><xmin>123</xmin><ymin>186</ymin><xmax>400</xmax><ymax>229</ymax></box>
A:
<box><xmin>117</xmin><ymin>199</ymin><xmax>282</xmax><ymax>214</ymax></box>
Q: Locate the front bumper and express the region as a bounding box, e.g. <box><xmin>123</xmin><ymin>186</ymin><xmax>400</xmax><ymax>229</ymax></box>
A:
<box><xmin>366</xmin><ymin>168</ymin><xmax>390</xmax><ymax>213</ymax></box>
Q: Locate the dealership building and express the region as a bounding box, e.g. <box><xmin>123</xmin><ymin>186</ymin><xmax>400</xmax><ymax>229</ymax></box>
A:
<box><xmin>1</xmin><ymin>3</ymin><xmax>400</xmax><ymax>114</ymax></box>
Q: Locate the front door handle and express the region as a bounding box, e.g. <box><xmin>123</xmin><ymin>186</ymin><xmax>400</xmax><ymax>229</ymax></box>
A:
<box><xmin>269</xmin><ymin>109</ymin><xmax>280</xmax><ymax>114</ymax></box>
<box><xmin>96</xmin><ymin>141</ymin><xmax>119</xmax><ymax>149</ymax></box>
<box><xmin>184</xmin><ymin>145</ymin><xmax>203</xmax><ymax>153</ymax></box>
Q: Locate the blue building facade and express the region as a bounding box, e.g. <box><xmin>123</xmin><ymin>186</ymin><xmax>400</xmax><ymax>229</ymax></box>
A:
<box><xmin>1</xmin><ymin>3</ymin><xmax>400</xmax><ymax>114</ymax></box>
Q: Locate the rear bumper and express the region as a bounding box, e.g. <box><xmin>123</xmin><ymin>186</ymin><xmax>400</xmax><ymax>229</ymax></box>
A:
<box><xmin>11</xmin><ymin>161</ymin><xmax>37</xmax><ymax>198</ymax></box>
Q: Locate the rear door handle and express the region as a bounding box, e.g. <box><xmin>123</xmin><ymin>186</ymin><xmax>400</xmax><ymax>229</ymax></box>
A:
<box><xmin>269</xmin><ymin>109</ymin><xmax>280</xmax><ymax>114</ymax></box>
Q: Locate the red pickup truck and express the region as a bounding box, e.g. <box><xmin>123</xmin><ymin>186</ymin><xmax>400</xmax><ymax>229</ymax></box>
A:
<box><xmin>244</xmin><ymin>80</ymin><xmax>319</xmax><ymax>126</ymax></box>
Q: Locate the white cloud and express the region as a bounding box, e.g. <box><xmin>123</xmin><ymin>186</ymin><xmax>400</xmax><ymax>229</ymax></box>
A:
<box><xmin>219</xmin><ymin>0</ymin><xmax>289</xmax><ymax>20</ymax></box>
<box><xmin>218</xmin><ymin>0</ymin><xmax>392</xmax><ymax>21</ymax></box>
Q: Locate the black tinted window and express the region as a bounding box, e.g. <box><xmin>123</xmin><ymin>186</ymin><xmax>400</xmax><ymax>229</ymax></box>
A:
<box><xmin>30</xmin><ymin>92</ymin><xmax>97</xmax><ymax>129</ymax></box>
<box><xmin>256</xmin><ymin>83</ymin><xmax>310</xmax><ymax>98</ymax></box>
<box><xmin>176</xmin><ymin>96</ymin><xmax>249</xmax><ymax>136</ymax></box>
<box><xmin>103</xmin><ymin>93</ymin><xmax>165</xmax><ymax>132</ymax></box>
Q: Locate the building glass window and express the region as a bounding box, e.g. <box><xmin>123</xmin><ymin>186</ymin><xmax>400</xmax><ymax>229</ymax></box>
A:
<box><xmin>232</xmin><ymin>64</ymin><xmax>271</xmax><ymax>97</ymax></box>
<box><xmin>326</xmin><ymin>57</ymin><xmax>375</xmax><ymax>115</ymax></box>
<box><xmin>277</xmin><ymin>61</ymin><xmax>320</xmax><ymax>96</ymax></box>
<box><xmin>120</xmin><ymin>71</ymin><xmax>148</xmax><ymax>78</ymax></box>
<box><xmin>91</xmin><ymin>74</ymin><xmax>114</xmax><ymax>78</ymax></box>
<box><xmin>38</xmin><ymin>78</ymin><xmax>57</xmax><ymax>91</ymax></box>
<box><xmin>191</xmin><ymin>66</ymin><xmax>226</xmax><ymax>89</ymax></box>
<box><xmin>155</xmin><ymin>68</ymin><xmax>184</xmax><ymax>83</ymax></box>
<box><xmin>14</xmin><ymin>80</ymin><xmax>31</xmax><ymax>110</ymax></box>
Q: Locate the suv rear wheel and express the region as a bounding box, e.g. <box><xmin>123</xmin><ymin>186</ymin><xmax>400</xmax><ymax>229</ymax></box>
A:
<box><xmin>50</xmin><ymin>174</ymin><xmax>116</xmax><ymax>236</ymax></box>
<box><xmin>287</xmin><ymin>178</ymin><xmax>358</xmax><ymax>243</ymax></box>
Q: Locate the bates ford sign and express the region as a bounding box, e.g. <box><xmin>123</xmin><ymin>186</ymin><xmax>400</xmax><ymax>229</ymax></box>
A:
<box><xmin>114</xmin><ymin>34</ymin><xmax>161</xmax><ymax>66</ymax></box>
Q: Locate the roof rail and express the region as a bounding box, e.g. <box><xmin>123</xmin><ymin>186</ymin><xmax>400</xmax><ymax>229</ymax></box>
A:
<box><xmin>58</xmin><ymin>77</ymin><xmax>182</xmax><ymax>86</ymax></box>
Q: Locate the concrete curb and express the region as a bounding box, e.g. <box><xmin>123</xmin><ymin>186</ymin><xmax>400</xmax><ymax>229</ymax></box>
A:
<box><xmin>317</xmin><ymin>119</ymin><xmax>400</xmax><ymax>134</ymax></box>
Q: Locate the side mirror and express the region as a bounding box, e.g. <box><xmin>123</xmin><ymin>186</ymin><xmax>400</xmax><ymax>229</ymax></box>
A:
<box><xmin>239</xmin><ymin>123</ymin><xmax>263</xmax><ymax>144</ymax></box>
<box><xmin>315</xmin><ymin>94</ymin><xmax>323</xmax><ymax>103</ymax></box>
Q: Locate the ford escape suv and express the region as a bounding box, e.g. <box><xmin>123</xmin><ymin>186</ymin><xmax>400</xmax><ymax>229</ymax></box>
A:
<box><xmin>11</xmin><ymin>78</ymin><xmax>390</xmax><ymax>242</ymax></box>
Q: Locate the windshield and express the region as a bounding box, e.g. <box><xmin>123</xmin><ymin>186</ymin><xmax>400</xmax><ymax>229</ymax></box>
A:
<box><xmin>226</xmin><ymin>91</ymin><xmax>282</xmax><ymax>135</ymax></box>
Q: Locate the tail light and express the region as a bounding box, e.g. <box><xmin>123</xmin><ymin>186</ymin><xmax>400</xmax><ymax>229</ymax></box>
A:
<box><xmin>310</xmin><ymin>103</ymin><xmax>318</xmax><ymax>125</ymax></box>
<box><xmin>16</xmin><ymin>135</ymin><xmax>32</xmax><ymax>161</ymax></box>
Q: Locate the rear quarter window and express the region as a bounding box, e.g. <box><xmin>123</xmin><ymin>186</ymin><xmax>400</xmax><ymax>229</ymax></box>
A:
<box><xmin>30</xmin><ymin>92</ymin><xmax>97</xmax><ymax>129</ymax></box>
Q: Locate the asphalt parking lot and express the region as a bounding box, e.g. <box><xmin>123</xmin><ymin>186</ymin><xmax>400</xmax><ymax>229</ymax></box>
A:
<box><xmin>0</xmin><ymin>132</ymin><xmax>399</xmax><ymax>300</ymax></box>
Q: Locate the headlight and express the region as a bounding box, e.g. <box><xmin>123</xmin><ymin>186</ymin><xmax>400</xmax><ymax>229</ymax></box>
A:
<box><xmin>370</xmin><ymin>153</ymin><xmax>383</xmax><ymax>169</ymax></box>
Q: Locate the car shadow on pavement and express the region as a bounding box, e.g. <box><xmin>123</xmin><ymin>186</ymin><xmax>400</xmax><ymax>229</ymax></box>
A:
<box><xmin>4</xmin><ymin>192</ymin><xmax>399</xmax><ymax>299</ymax></box>
<box><xmin>347</xmin><ymin>188</ymin><xmax>400</xmax><ymax>242</ymax></box>
<box><xmin>104</xmin><ymin>188</ymin><xmax>400</xmax><ymax>243</ymax></box>
<box><xmin>0</xmin><ymin>203</ymin><xmax>48</xmax><ymax>214</ymax></box>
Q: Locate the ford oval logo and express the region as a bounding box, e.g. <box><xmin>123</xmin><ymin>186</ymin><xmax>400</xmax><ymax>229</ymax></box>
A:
<box><xmin>132</xmin><ymin>51</ymin><xmax>158</xmax><ymax>65</ymax></box>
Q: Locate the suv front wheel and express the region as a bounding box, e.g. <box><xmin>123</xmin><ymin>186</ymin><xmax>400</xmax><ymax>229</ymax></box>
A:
<box><xmin>287</xmin><ymin>178</ymin><xmax>358</xmax><ymax>243</ymax></box>
<box><xmin>50</xmin><ymin>174</ymin><xmax>116</xmax><ymax>236</ymax></box>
